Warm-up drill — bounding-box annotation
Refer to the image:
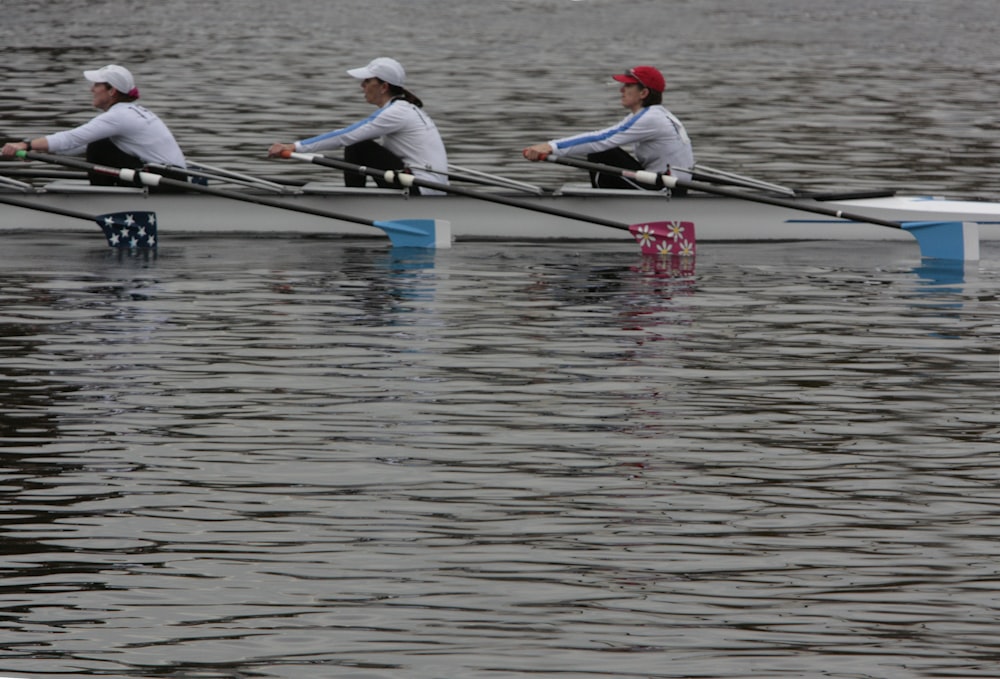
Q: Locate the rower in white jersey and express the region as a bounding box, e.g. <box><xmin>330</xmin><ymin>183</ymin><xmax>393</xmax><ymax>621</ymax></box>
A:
<box><xmin>267</xmin><ymin>57</ymin><xmax>449</xmax><ymax>196</ymax></box>
<box><xmin>0</xmin><ymin>64</ymin><xmax>188</xmax><ymax>190</ymax></box>
<box><xmin>522</xmin><ymin>65</ymin><xmax>694</xmax><ymax>194</ymax></box>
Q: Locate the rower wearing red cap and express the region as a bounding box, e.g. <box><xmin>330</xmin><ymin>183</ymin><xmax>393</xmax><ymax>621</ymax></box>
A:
<box><xmin>522</xmin><ymin>65</ymin><xmax>694</xmax><ymax>193</ymax></box>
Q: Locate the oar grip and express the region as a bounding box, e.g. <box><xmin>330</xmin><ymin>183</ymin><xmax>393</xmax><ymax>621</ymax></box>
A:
<box><xmin>634</xmin><ymin>170</ymin><xmax>662</xmax><ymax>186</ymax></box>
<box><xmin>387</xmin><ymin>171</ymin><xmax>416</xmax><ymax>188</ymax></box>
<box><xmin>284</xmin><ymin>149</ymin><xmax>319</xmax><ymax>161</ymax></box>
<box><xmin>106</xmin><ymin>167</ymin><xmax>161</xmax><ymax>187</ymax></box>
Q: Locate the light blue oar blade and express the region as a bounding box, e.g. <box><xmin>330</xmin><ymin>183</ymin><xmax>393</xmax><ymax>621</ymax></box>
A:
<box><xmin>373</xmin><ymin>219</ymin><xmax>452</xmax><ymax>249</ymax></box>
<box><xmin>901</xmin><ymin>221</ymin><xmax>979</xmax><ymax>261</ymax></box>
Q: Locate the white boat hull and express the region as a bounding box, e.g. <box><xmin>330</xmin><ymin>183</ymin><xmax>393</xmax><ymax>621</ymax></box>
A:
<box><xmin>2</xmin><ymin>181</ymin><xmax>999</xmax><ymax>243</ymax></box>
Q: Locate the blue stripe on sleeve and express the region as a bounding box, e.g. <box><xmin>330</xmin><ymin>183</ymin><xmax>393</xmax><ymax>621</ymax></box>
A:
<box><xmin>300</xmin><ymin>107</ymin><xmax>388</xmax><ymax>146</ymax></box>
<box><xmin>559</xmin><ymin>108</ymin><xmax>647</xmax><ymax>149</ymax></box>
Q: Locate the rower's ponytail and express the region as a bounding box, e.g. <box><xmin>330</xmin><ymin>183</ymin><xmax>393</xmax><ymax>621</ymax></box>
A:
<box><xmin>388</xmin><ymin>84</ymin><xmax>424</xmax><ymax>108</ymax></box>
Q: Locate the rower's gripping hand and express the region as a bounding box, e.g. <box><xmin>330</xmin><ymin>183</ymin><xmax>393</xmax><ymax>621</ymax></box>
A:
<box><xmin>268</xmin><ymin>143</ymin><xmax>295</xmax><ymax>158</ymax></box>
<box><xmin>522</xmin><ymin>143</ymin><xmax>552</xmax><ymax>162</ymax></box>
<box><xmin>1</xmin><ymin>141</ymin><xmax>29</xmax><ymax>158</ymax></box>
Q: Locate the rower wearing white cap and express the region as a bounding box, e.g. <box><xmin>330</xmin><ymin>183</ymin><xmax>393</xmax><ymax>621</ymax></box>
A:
<box><xmin>1</xmin><ymin>64</ymin><xmax>187</xmax><ymax>187</ymax></box>
<box><xmin>267</xmin><ymin>57</ymin><xmax>448</xmax><ymax>195</ymax></box>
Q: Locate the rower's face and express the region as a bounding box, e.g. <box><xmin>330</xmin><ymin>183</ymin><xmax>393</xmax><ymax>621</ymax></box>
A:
<box><xmin>91</xmin><ymin>82</ymin><xmax>115</xmax><ymax>111</ymax></box>
<box><xmin>620</xmin><ymin>82</ymin><xmax>647</xmax><ymax>112</ymax></box>
<box><xmin>361</xmin><ymin>77</ymin><xmax>388</xmax><ymax>105</ymax></box>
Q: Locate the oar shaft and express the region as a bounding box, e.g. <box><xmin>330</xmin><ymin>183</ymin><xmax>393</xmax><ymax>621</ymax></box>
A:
<box><xmin>0</xmin><ymin>193</ymin><xmax>101</xmax><ymax>222</ymax></box>
<box><xmin>546</xmin><ymin>155</ymin><xmax>905</xmax><ymax>230</ymax></box>
<box><xmin>23</xmin><ymin>151</ymin><xmax>376</xmax><ymax>229</ymax></box>
<box><xmin>444</xmin><ymin>163</ymin><xmax>549</xmax><ymax>194</ymax></box>
<box><xmin>687</xmin><ymin>163</ymin><xmax>797</xmax><ymax>196</ymax></box>
<box><xmin>287</xmin><ymin>151</ymin><xmax>633</xmax><ymax>231</ymax></box>
<box><xmin>189</xmin><ymin>161</ymin><xmax>289</xmax><ymax>189</ymax></box>
<box><xmin>146</xmin><ymin>163</ymin><xmax>288</xmax><ymax>193</ymax></box>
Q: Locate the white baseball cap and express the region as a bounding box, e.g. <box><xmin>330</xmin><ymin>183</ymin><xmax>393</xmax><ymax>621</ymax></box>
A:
<box><xmin>347</xmin><ymin>57</ymin><xmax>406</xmax><ymax>87</ymax></box>
<box><xmin>83</xmin><ymin>64</ymin><xmax>138</xmax><ymax>96</ymax></box>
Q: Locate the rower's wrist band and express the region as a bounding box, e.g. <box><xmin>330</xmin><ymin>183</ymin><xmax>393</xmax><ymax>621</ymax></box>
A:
<box><xmin>22</xmin><ymin>139</ymin><xmax>32</xmax><ymax>151</ymax></box>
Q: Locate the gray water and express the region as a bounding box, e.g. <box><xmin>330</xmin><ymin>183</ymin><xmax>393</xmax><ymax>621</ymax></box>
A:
<box><xmin>4</xmin><ymin>0</ymin><xmax>1000</xmax><ymax>195</ymax></box>
<box><xmin>4</xmin><ymin>2</ymin><xmax>1000</xmax><ymax>678</ymax></box>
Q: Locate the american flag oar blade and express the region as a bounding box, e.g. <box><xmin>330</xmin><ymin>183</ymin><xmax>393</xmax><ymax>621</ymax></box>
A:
<box><xmin>98</xmin><ymin>211</ymin><xmax>158</xmax><ymax>249</ymax></box>
<box><xmin>0</xmin><ymin>194</ymin><xmax>157</xmax><ymax>248</ymax></box>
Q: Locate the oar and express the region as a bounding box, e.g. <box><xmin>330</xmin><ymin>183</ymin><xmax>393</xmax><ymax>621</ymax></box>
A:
<box><xmin>279</xmin><ymin>150</ymin><xmax>695</xmax><ymax>256</ymax></box>
<box><xmin>0</xmin><ymin>175</ymin><xmax>35</xmax><ymax>192</ymax></box>
<box><xmin>189</xmin><ymin>161</ymin><xmax>290</xmax><ymax>188</ymax></box>
<box><xmin>0</xmin><ymin>166</ymin><xmax>88</xmax><ymax>180</ymax></box>
<box><xmin>17</xmin><ymin>151</ymin><xmax>450</xmax><ymax>249</ymax></box>
<box><xmin>443</xmin><ymin>163</ymin><xmax>550</xmax><ymax>195</ymax></box>
<box><xmin>0</xmin><ymin>193</ymin><xmax>157</xmax><ymax>248</ymax></box>
<box><xmin>543</xmin><ymin>155</ymin><xmax>978</xmax><ymax>261</ymax></box>
<box><xmin>686</xmin><ymin>163</ymin><xmax>797</xmax><ymax>196</ymax></box>
<box><xmin>144</xmin><ymin>162</ymin><xmax>292</xmax><ymax>193</ymax></box>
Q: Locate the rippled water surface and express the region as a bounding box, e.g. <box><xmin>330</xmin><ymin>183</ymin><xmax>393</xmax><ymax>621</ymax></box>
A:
<box><xmin>4</xmin><ymin>2</ymin><xmax>1000</xmax><ymax>678</ymax></box>
<box><xmin>2</xmin><ymin>235</ymin><xmax>1000</xmax><ymax>678</ymax></box>
<box><xmin>4</xmin><ymin>0</ymin><xmax>1000</xmax><ymax>195</ymax></box>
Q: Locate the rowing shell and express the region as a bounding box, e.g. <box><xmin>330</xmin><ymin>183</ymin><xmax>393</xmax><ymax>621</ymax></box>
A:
<box><xmin>1</xmin><ymin>179</ymin><xmax>997</xmax><ymax>243</ymax></box>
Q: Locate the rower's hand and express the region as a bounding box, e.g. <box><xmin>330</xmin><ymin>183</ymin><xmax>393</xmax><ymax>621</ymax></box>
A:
<box><xmin>1</xmin><ymin>142</ymin><xmax>28</xmax><ymax>158</ymax></box>
<box><xmin>268</xmin><ymin>143</ymin><xmax>294</xmax><ymax>158</ymax></box>
<box><xmin>522</xmin><ymin>143</ymin><xmax>552</xmax><ymax>162</ymax></box>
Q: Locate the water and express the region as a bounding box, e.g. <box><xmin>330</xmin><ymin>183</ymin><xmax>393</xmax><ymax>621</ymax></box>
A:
<box><xmin>3</xmin><ymin>2</ymin><xmax>1000</xmax><ymax>678</ymax></box>
<box><xmin>3</xmin><ymin>0</ymin><xmax>1000</xmax><ymax>195</ymax></box>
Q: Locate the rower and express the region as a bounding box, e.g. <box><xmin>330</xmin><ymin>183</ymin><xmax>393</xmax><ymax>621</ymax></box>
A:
<box><xmin>521</xmin><ymin>64</ymin><xmax>694</xmax><ymax>195</ymax></box>
<box><xmin>0</xmin><ymin>64</ymin><xmax>189</xmax><ymax>191</ymax></box>
<box><xmin>266</xmin><ymin>57</ymin><xmax>449</xmax><ymax>196</ymax></box>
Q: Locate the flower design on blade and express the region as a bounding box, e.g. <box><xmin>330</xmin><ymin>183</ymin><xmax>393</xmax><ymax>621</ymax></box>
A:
<box><xmin>656</xmin><ymin>241</ymin><xmax>674</xmax><ymax>256</ymax></box>
<box><xmin>668</xmin><ymin>222</ymin><xmax>685</xmax><ymax>240</ymax></box>
<box><xmin>632</xmin><ymin>224</ymin><xmax>657</xmax><ymax>248</ymax></box>
<box><xmin>677</xmin><ymin>240</ymin><xmax>694</xmax><ymax>256</ymax></box>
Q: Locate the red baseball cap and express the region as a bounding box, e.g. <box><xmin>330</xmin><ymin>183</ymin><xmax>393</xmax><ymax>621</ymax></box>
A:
<box><xmin>612</xmin><ymin>66</ymin><xmax>665</xmax><ymax>94</ymax></box>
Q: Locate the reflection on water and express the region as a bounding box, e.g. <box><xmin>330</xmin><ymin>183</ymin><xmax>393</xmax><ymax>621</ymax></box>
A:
<box><xmin>910</xmin><ymin>258</ymin><xmax>970</xmax><ymax>315</ymax></box>
<box><xmin>913</xmin><ymin>258</ymin><xmax>968</xmax><ymax>288</ymax></box>
<box><xmin>1</xmin><ymin>236</ymin><xmax>999</xmax><ymax>678</ymax></box>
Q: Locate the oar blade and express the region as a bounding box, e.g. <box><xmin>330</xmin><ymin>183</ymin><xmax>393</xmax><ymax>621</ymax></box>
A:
<box><xmin>372</xmin><ymin>218</ymin><xmax>452</xmax><ymax>249</ymax></box>
<box><xmin>96</xmin><ymin>211</ymin><xmax>158</xmax><ymax>249</ymax></box>
<box><xmin>628</xmin><ymin>220</ymin><xmax>696</xmax><ymax>256</ymax></box>
<box><xmin>901</xmin><ymin>221</ymin><xmax>978</xmax><ymax>261</ymax></box>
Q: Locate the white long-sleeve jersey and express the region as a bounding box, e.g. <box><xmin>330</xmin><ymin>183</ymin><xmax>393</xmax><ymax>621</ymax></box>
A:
<box><xmin>549</xmin><ymin>105</ymin><xmax>694</xmax><ymax>180</ymax></box>
<box><xmin>45</xmin><ymin>102</ymin><xmax>186</xmax><ymax>167</ymax></box>
<box><xmin>295</xmin><ymin>99</ymin><xmax>449</xmax><ymax>194</ymax></box>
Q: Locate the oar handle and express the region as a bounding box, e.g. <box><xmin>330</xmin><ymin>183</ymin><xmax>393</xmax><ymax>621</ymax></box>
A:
<box><xmin>544</xmin><ymin>154</ymin><xmax>905</xmax><ymax>230</ymax></box>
